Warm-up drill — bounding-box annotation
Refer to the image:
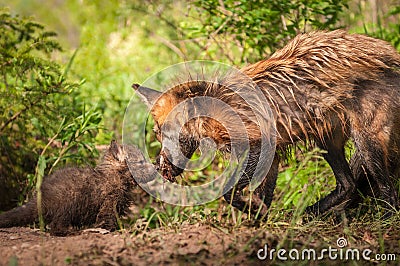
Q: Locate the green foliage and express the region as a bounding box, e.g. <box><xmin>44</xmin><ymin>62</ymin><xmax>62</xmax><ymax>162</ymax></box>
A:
<box><xmin>275</xmin><ymin>148</ymin><xmax>335</xmax><ymax>210</ymax></box>
<box><xmin>0</xmin><ymin>11</ymin><xmax>101</xmax><ymax>209</ymax></box>
<box><xmin>183</xmin><ymin>0</ymin><xmax>348</xmax><ymax>63</ymax></box>
<box><xmin>64</xmin><ymin>1</ymin><xmax>185</xmax><ymax>141</ymax></box>
<box><xmin>343</xmin><ymin>1</ymin><xmax>400</xmax><ymax>51</ymax></box>
<box><xmin>35</xmin><ymin>155</ymin><xmax>45</xmax><ymax>231</ymax></box>
<box><xmin>136</xmin><ymin>199</ymin><xmax>220</xmax><ymax>231</ymax></box>
<box><xmin>367</xmin><ymin>5</ymin><xmax>400</xmax><ymax>50</ymax></box>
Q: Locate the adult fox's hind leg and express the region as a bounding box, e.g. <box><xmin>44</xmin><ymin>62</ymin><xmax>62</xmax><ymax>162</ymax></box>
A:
<box><xmin>348</xmin><ymin>79</ymin><xmax>400</xmax><ymax>212</ymax></box>
<box><xmin>347</xmin><ymin>151</ymin><xmax>379</xmax><ymax>207</ymax></box>
<box><xmin>338</xmin><ymin>131</ymin><xmax>399</xmax><ymax>211</ymax></box>
<box><xmin>357</xmin><ymin>140</ymin><xmax>398</xmax><ymax>211</ymax></box>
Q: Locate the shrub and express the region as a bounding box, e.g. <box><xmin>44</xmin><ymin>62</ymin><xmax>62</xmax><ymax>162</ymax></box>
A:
<box><xmin>0</xmin><ymin>11</ymin><xmax>101</xmax><ymax>210</ymax></box>
<box><xmin>182</xmin><ymin>0</ymin><xmax>348</xmax><ymax>63</ymax></box>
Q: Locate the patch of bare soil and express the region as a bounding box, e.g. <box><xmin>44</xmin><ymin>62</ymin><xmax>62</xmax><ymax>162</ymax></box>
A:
<box><xmin>0</xmin><ymin>224</ymin><xmax>263</xmax><ymax>266</ymax></box>
<box><xmin>1</xmin><ymin>221</ymin><xmax>399</xmax><ymax>265</ymax></box>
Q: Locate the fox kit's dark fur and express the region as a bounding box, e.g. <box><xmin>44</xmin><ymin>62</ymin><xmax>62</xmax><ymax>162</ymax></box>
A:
<box><xmin>0</xmin><ymin>141</ymin><xmax>155</xmax><ymax>236</ymax></box>
<box><xmin>133</xmin><ymin>30</ymin><xmax>400</xmax><ymax>217</ymax></box>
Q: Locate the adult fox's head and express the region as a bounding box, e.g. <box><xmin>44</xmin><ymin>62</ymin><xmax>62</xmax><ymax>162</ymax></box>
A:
<box><xmin>132</xmin><ymin>79</ymin><xmax>270</xmax><ymax>182</ymax></box>
<box><xmin>132</xmin><ymin>82</ymin><xmax>219</xmax><ymax>181</ymax></box>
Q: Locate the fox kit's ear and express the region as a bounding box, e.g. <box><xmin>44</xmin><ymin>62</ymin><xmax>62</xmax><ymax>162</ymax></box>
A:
<box><xmin>132</xmin><ymin>84</ymin><xmax>163</xmax><ymax>109</ymax></box>
<box><xmin>109</xmin><ymin>140</ymin><xmax>125</xmax><ymax>162</ymax></box>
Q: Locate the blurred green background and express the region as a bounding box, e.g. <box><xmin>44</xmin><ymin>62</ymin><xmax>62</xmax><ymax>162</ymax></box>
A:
<box><xmin>0</xmin><ymin>0</ymin><xmax>399</xmax><ymax>213</ymax></box>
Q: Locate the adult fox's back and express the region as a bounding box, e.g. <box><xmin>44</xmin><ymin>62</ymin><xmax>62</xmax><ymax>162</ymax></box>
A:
<box><xmin>241</xmin><ymin>30</ymin><xmax>400</xmax><ymax>214</ymax></box>
<box><xmin>134</xmin><ymin>30</ymin><xmax>400</xmax><ymax>216</ymax></box>
<box><xmin>241</xmin><ymin>30</ymin><xmax>400</xmax><ymax>145</ymax></box>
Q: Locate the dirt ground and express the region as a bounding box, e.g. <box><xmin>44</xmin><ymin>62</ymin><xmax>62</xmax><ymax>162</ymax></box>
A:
<box><xmin>1</xmin><ymin>221</ymin><xmax>399</xmax><ymax>266</ymax></box>
<box><xmin>1</xmin><ymin>191</ymin><xmax>399</xmax><ymax>266</ymax></box>
<box><xmin>0</xmin><ymin>224</ymin><xmax>269</xmax><ymax>266</ymax></box>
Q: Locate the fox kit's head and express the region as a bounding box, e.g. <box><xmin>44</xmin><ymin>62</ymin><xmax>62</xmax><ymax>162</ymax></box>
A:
<box><xmin>98</xmin><ymin>140</ymin><xmax>156</xmax><ymax>183</ymax></box>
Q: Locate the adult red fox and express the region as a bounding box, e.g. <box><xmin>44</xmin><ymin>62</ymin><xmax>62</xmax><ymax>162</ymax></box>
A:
<box><xmin>133</xmin><ymin>30</ymin><xmax>400</xmax><ymax>217</ymax></box>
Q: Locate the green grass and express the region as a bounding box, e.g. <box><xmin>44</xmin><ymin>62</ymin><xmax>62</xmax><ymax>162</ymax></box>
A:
<box><xmin>121</xmin><ymin>142</ymin><xmax>399</xmax><ymax>264</ymax></box>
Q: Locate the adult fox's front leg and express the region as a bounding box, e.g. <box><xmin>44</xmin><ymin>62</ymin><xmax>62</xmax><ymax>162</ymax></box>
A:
<box><xmin>223</xmin><ymin>153</ymin><xmax>280</xmax><ymax>217</ymax></box>
<box><xmin>306</xmin><ymin>131</ymin><xmax>356</xmax><ymax>216</ymax></box>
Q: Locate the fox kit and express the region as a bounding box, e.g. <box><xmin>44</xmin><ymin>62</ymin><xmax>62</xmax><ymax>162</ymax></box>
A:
<box><xmin>0</xmin><ymin>141</ymin><xmax>155</xmax><ymax>235</ymax></box>
<box><xmin>133</xmin><ymin>30</ymin><xmax>400</xmax><ymax>217</ymax></box>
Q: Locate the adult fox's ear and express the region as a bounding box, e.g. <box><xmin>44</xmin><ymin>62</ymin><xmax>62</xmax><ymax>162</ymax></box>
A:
<box><xmin>132</xmin><ymin>83</ymin><xmax>177</xmax><ymax>125</ymax></box>
<box><xmin>132</xmin><ymin>83</ymin><xmax>163</xmax><ymax>109</ymax></box>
